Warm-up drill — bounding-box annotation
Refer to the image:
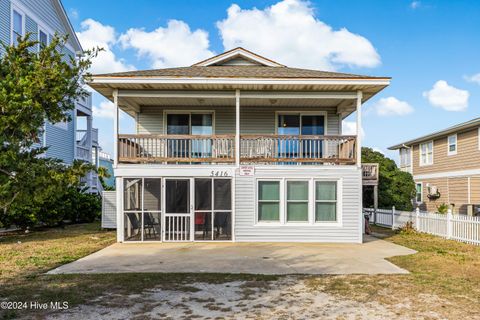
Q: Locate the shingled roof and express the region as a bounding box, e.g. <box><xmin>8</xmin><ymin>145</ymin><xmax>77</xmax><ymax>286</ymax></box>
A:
<box><xmin>92</xmin><ymin>47</ymin><xmax>389</xmax><ymax>80</ymax></box>
<box><xmin>93</xmin><ymin>66</ymin><xmax>386</xmax><ymax>79</ymax></box>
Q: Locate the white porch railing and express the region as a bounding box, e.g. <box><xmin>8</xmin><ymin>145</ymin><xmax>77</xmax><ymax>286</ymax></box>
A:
<box><xmin>118</xmin><ymin>134</ymin><xmax>235</xmax><ymax>163</ymax></box>
<box><xmin>117</xmin><ymin>134</ymin><xmax>357</xmax><ymax>164</ymax></box>
<box><xmin>240</xmin><ymin>134</ymin><xmax>356</xmax><ymax>164</ymax></box>
<box><xmin>76</xmin><ymin>145</ymin><xmax>90</xmax><ymax>161</ymax></box>
<box><xmin>164</xmin><ymin>214</ymin><xmax>191</xmax><ymax>241</ymax></box>
<box><xmin>364</xmin><ymin>207</ymin><xmax>480</xmax><ymax>246</ymax></box>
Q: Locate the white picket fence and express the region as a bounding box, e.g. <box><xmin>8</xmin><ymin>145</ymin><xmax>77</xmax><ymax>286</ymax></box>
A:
<box><xmin>364</xmin><ymin>207</ymin><xmax>480</xmax><ymax>246</ymax></box>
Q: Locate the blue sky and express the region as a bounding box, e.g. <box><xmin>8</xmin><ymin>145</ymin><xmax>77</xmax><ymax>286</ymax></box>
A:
<box><xmin>63</xmin><ymin>0</ymin><xmax>480</xmax><ymax>161</ymax></box>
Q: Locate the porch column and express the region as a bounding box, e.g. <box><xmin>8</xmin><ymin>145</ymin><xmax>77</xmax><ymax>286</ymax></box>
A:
<box><xmin>113</xmin><ymin>89</ymin><xmax>119</xmax><ymax>167</ymax></box>
<box><xmin>235</xmin><ymin>89</ymin><xmax>240</xmax><ymax>166</ymax></box>
<box><xmin>86</xmin><ymin>115</ymin><xmax>93</xmax><ymax>191</ymax></box>
<box><xmin>356</xmin><ymin>91</ymin><xmax>363</xmax><ymax>168</ymax></box>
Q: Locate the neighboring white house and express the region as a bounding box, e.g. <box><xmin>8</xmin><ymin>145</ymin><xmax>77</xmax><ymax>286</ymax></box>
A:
<box><xmin>0</xmin><ymin>0</ymin><xmax>101</xmax><ymax>193</ymax></box>
<box><xmin>89</xmin><ymin>47</ymin><xmax>390</xmax><ymax>243</ymax></box>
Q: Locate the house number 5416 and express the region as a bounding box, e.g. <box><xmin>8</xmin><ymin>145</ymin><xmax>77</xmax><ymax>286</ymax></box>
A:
<box><xmin>210</xmin><ymin>170</ymin><xmax>229</xmax><ymax>177</ymax></box>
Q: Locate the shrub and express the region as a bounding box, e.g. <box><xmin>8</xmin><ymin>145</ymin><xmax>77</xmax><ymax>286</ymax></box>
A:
<box><xmin>437</xmin><ymin>203</ymin><xmax>449</xmax><ymax>214</ymax></box>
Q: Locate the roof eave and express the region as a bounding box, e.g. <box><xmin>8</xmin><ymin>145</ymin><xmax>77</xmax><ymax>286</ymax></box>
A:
<box><xmin>52</xmin><ymin>0</ymin><xmax>83</xmax><ymax>52</ymax></box>
<box><xmin>389</xmin><ymin>118</ymin><xmax>480</xmax><ymax>150</ymax></box>
<box><xmin>89</xmin><ymin>76</ymin><xmax>391</xmax><ymax>85</ymax></box>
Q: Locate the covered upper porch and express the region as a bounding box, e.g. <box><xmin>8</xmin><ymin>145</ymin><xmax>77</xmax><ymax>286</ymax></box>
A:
<box><xmin>88</xmin><ymin>48</ymin><xmax>390</xmax><ymax>167</ymax></box>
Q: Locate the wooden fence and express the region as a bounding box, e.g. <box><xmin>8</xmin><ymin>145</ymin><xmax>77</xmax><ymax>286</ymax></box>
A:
<box><xmin>364</xmin><ymin>207</ymin><xmax>480</xmax><ymax>246</ymax></box>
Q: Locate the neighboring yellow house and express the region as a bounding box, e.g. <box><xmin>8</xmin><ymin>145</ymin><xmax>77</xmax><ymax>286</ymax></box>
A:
<box><xmin>389</xmin><ymin>118</ymin><xmax>480</xmax><ymax>215</ymax></box>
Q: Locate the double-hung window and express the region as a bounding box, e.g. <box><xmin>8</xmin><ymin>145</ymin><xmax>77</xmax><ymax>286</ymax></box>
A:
<box><xmin>420</xmin><ymin>141</ymin><xmax>433</xmax><ymax>166</ymax></box>
<box><xmin>39</xmin><ymin>29</ymin><xmax>48</xmax><ymax>49</ymax></box>
<box><xmin>12</xmin><ymin>9</ymin><xmax>23</xmax><ymax>46</ymax></box>
<box><xmin>415</xmin><ymin>183</ymin><xmax>423</xmax><ymax>203</ymax></box>
<box><xmin>447</xmin><ymin>134</ymin><xmax>457</xmax><ymax>155</ymax></box>
<box><xmin>286</xmin><ymin>181</ymin><xmax>309</xmax><ymax>222</ymax></box>
<box><xmin>315</xmin><ymin>181</ymin><xmax>337</xmax><ymax>222</ymax></box>
<box><xmin>400</xmin><ymin>148</ymin><xmax>411</xmax><ymax>168</ymax></box>
<box><xmin>257</xmin><ymin>181</ymin><xmax>280</xmax><ymax>222</ymax></box>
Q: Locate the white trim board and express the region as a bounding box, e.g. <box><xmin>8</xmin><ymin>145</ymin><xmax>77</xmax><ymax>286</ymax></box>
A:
<box><xmin>92</xmin><ymin>78</ymin><xmax>391</xmax><ymax>86</ymax></box>
<box><xmin>114</xmin><ymin>164</ymin><xmax>360</xmax><ymax>177</ymax></box>
<box><xmin>414</xmin><ymin>168</ymin><xmax>480</xmax><ymax>180</ymax></box>
<box><xmin>117</xmin><ymin>90</ymin><xmax>359</xmax><ymax>100</ymax></box>
<box><xmin>193</xmin><ymin>48</ymin><xmax>284</xmax><ymax>67</ymax></box>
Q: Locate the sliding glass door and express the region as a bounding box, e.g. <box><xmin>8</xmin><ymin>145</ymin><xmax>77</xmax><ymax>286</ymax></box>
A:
<box><xmin>166</xmin><ymin>113</ymin><xmax>213</xmax><ymax>159</ymax></box>
<box><xmin>277</xmin><ymin>114</ymin><xmax>325</xmax><ymax>159</ymax></box>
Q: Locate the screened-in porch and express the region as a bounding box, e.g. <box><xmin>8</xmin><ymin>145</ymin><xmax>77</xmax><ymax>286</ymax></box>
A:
<box><xmin>123</xmin><ymin>177</ymin><xmax>232</xmax><ymax>242</ymax></box>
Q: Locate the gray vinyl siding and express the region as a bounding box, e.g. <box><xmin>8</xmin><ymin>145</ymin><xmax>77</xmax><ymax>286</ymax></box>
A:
<box><xmin>137</xmin><ymin>106</ymin><xmax>340</xmax><ymax>135</ymax></box>
<box><xmin>44</xmin><ymin>110</ymin><xmax>75</xmax><ymax>164</ymax></box>
<box><xmin>17</xmin><ymin>0</ymin><xmax>66</xmax><ymax>34</ymax></box>
<box><xmin>234</xmin><ymin>167</ymin><xmax>362</xmax><ymax>242</ymax></box>
<box><xmin>0</xmin><ymin>1</ymin><xmax>79</xmax><ymax>165</ymax></box>
<box><xmin>115</xmin><ymin>165</ymin><xmax>362</xmax><ymax>242</ymax></box>
<box><xmin>25</xmin><ymin>14</ymin><xmax>37</xmax><ymax>52</ymax></box>
<box><xmin>0</xmin><ymin>0</ymin><xmax>10</xmax><ymax>55</ymax></box>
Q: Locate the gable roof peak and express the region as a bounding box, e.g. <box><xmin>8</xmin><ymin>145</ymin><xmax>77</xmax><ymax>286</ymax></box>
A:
<box><xmin>192</xmin><ymin>47</ymin><xmax>285</xmax><ymax>67</ymax></box>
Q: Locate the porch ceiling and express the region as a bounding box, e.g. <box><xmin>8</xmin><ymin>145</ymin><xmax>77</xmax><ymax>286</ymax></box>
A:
<box><xmin>121</xmin><ymin>96</ymin><xmax>347</xmax><ymax>108</ymax></box>
<box><xmin>89</xmin><ymin>81</ymin><xmax>388</xmax><ymax>118</ymax></box>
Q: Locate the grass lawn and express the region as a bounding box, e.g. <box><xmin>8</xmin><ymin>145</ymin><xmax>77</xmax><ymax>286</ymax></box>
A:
<box><xmin>305</xmin><ymin>226</ymin><xmax>480</xmax><ymax>318</ymax></box>
<box><xmin>0</xmin><ymin>223</ymin><xmax>276</xmax><ymax>319</ymax></box>
<box><xmin>1</xmin><ymin>223</ymin><xmax>480</xmax><ymax>319</ymax></box>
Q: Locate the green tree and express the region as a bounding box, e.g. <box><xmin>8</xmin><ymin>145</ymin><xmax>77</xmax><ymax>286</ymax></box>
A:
<box><xmin>97</xmin><ymin>166</ymin><xmax>115</xmax><ymax>191</ymax></box>
<box><xmin>0</xmin><ymin>34</ymin><xmax>99</xmax><ymax>228</ymax></box>
<box><xmin>362</xmin><ymin>147</ymin><xmax>416</xmax><ymax>211</ymax></box>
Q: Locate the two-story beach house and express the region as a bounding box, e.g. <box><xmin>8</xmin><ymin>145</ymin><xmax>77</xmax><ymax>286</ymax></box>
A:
<box><xmin>0</xmin><ymin>0</ymin><xmax>101</xmax><ymax>192</ymax></box>
<box><xmin>89</xmin><ymin>48</ymin><xmax>390</xmax><ymax>243</ymax></box>
<box><xmin>390</xmin><ymin>118</ymin><xmax>480</xmax><ymax>215</ymax></box>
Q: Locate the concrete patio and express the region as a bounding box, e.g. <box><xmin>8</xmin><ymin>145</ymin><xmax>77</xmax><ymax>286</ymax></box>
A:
<box><xmin>48</xmin><ymin>235</ymin><xmax>416</xmax><ymax>275</ymax></box>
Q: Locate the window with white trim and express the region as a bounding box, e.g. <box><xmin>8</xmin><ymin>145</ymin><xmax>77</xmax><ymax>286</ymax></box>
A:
<box><xmin>39</xmin><ymin>29</ymin><xmax>48</xmax><ymax>49</ymax></box>
<box><xmin>447</xmin><ymin>134</ymin><xmax>457</xmax><ymax>155</ymax></box>
<box><xmin>286</xmin><ymin>181</ymin><xmax>309</xmax><ymax>222</ymax></box>
<box><xmin>399</xmin><ymin>148</ymin><xmax>411</xmax><ymax>167</ymax></box>
<box><xmin>415</xmin><ymin>183</ymin><xmax>423</xmax><ymax>203</ymax></box>
<box><xmin>12</xmin><ymin>9</ymin><xmax>23</xmax><ymax>45</ymax></box>
<box><xmin>256</xmin><ymin>179</ymin><xmax>340</xmax><ymax>224</ymax></box>
<box><xmin>315</xmin><ymin>181</ymin><xmax>337</xmax><ymax>222</ymax></box>
<box><xmin>420</xmin><ymin>141</ymin><xmax>433</xmax><ymax>165</ymax></box>
<box><xmin>257</xmin><ymin>181</ymin><xmax>280</xmax><ymax>222</ymax></box>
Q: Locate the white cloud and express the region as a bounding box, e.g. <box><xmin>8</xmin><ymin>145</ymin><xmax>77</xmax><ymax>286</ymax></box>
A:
<box><xmin>465</xmin><ymin>73</ymin><xmax>480</xmax><ymax>85</ymax></box>
<box><xmin>342</xmin><ymin>121</ymin><xmax>365</xmax><ymax>138</ymax></box>
<box><xmin>372</xmin><ymin>147</ymin><xmax>384</xmax><ymax>155</ymax></box>
<box><xmin>93</xmin><ymin>101</ymin><xmax>117</xmax><ymax>119</ymax></box>
<box><xmin>373</xmin><ymin>97</ymin><xmax>414</xmax><ymax>116</ymax></box>
<box><xmin>423</xmin><ymin>80</ymin><xmax>469</xmax><ymax>112</ymax></box>
<box><xmin>216</xmin><ymin>0</ymin><xmax>381</xmax><ymax>70</ymax></box>
<box><xmin>410</xmin><ymin>1</ymin><xmax>421</xmax><ymax>9</ymax></box>
<box><xmin>77</xmin><ymin>19</ymin><xmax>135</xmax><ymax>74</ymax></box>
<box><xmin>119</xmin><ymin>20</ymin><xmax>214</xmax><ymax>68</ymax></box>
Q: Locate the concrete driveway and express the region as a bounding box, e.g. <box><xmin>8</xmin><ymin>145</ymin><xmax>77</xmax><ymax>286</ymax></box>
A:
<box><xmin>48</xmin><ymin>236</ymin><xmax>416</xmax><ymax>275</ymax></box>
